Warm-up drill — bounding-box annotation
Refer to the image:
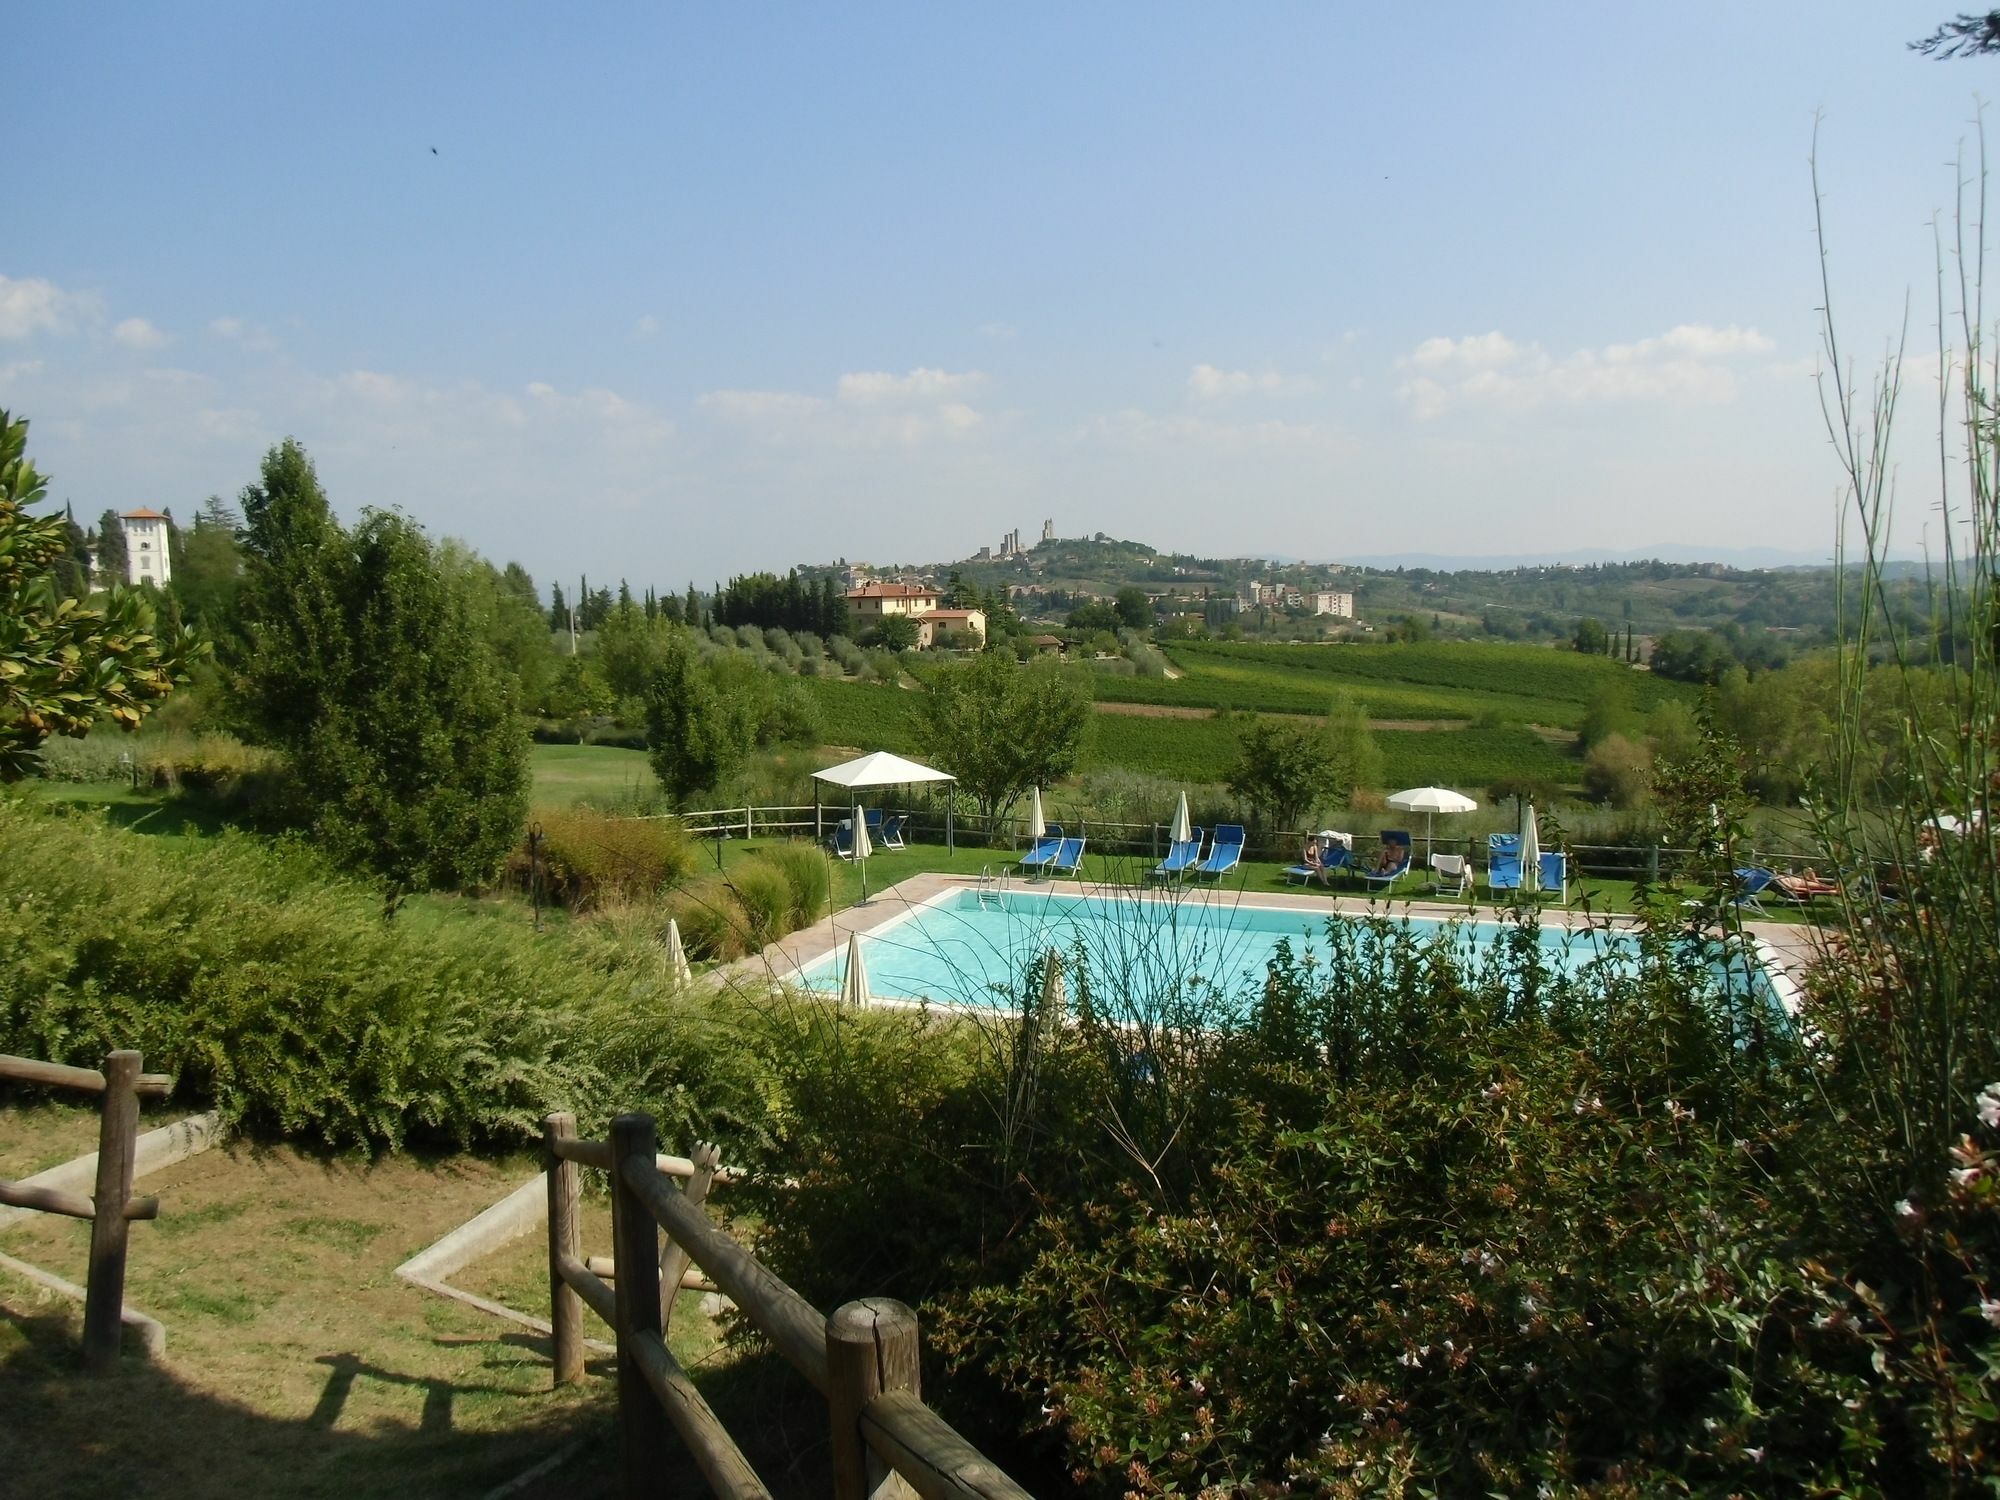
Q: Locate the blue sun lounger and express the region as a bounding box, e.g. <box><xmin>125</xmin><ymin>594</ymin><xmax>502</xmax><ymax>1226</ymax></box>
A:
<box><xmin>1150</xmin><ymin>828</ymin><xmax>1204</xmax><ymax>880</ymax></box>
<box><xmin>1287</xmin><ymin>843</ymin><xmax>1353</xmax><ymax>885</ymax></box>
<box><xmin>1360</xmin><ymin>831</ymin><xmax>1413</xmax><ymax>892</ymax></box>
<box><xmin>1017</xmin><ymin>824</ymin><xmax>1064</xmax><ymax>875</ymax></box>
<box><xmin>1537</xmin><ymin>851</ymin><xmax>1568</xmax><ymax>903</ymax></box>
<box><xmin>1048</xmin><ymin>836</ymin><xmax>1086</xmax><ymax>877</ymax></box>
<box><xmin>1194</xmin><ymin>824</ymin><xmax>1245</xmax><ymax>878</ymax></box>
<box><xmin>1488</xmin><ymin>833</ymin><xmax>1522</xmax><ymax>893</ymax></box>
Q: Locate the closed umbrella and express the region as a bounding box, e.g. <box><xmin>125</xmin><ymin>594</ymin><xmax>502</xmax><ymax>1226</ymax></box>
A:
<box><xmin>663</xmin><ymin>918</ymin><xmax>693</xmax><ymax>989</ymax></box>
<box><xmin>852</xmin><ymin>803</ymin><xmax>873</xmax><ymax>903</ymax></box>
<box><xmin>839</xmin><ymin>933</ymin><xmax>872</xmax><ymax>1006</ymax></box>
<box><xmin>1039</xmin><ymin>949</ymin><xmax>1066</xmax><ymax>1012</ymax></box>
<box><xmin>1169</xmin><ymin>790</ymin><xmax>1193</xmax><ymax>847</ymax></box>
<box><xmin>1521</xmin><ymin>804</ymin><xmax>1542</xmax><ymax>896</ymax></box>
<box><xmin>1028</xmin><ymin>786</ymin><xmax>1047</xmax><ymax>842</ymax></box>
<box><xmin>1387</xmin><ymin>785</ymin><xmax>1479</xmax><ymax>863</ymax></box>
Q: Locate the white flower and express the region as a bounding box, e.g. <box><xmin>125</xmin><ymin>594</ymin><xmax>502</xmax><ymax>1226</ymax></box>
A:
<box><xmin>1896</xmin><ymin>1197</ymin><xmax>1919</xmax><ymax>1222</ymax></box>
<box><xmin>1953</xmin><ymin>1166</ymin><xmax>1984</xmax><ymax>1188</ymax></box>
<box><xmin>1982</xmin><ymin>1299</ymin><xmax>2000</xmax><ymax>1329</ymax></box>
<box><xmin>1667</xmin><ymin>1099</ymin><xmax>1695</xmax><ymax>1125</ymax></box>
<box><xmin>1978</xmin><ymin>1083</ymin><xmax>2000</xmax><ymax>1130</ymax></box>
<box><xmin>1746</xmin><ymin>1446</ymin><xmax>1766</xmax><ymax>1463</ymax></box>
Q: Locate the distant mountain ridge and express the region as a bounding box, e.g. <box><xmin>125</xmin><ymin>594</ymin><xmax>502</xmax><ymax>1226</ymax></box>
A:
<box><xmin>1293</xmin><ymin>545</ymin><xmax>1882</xmax><ymax>571</ymax></box>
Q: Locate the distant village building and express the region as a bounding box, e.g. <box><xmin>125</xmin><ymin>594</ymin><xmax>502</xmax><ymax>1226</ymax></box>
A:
<box><xmin>845</xmin><ymin>582</ymin><xmax>984</xmax><ymax>649</ymax></box>
<box><xmin>1040</xmin><ymin>518</ymin><xmax>1054</xmax><ymax>543</ymax></box>
<box><xmin>120</xmin><ymin>508</ymin><xmax>173</xmax><ymax>587</ymax></box>
<box><xmin>1307</xmin><ymin>590</ymin><xmax>1355</xmax><ymax>618</ymax></box>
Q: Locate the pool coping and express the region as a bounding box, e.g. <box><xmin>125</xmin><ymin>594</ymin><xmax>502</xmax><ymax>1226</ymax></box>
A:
<box><xmin>729</xmin><ymin>871</ymin><xmax>1825</xmax><ymax>1009</ymax></box>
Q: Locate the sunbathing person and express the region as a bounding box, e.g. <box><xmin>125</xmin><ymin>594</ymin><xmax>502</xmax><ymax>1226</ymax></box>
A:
<box><xmin>1373</xmin><ymin>842</ymin><xmax>1403</xmax><ymax>874</ymax></box>
<box><xmin>1772</xmin><ymin>868</ymin><xmax>1840</xmax><ymax>899</ymax></box>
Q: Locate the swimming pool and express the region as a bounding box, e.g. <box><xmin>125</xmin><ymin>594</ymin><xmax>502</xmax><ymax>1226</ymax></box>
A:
<box><xmin>796</xmin><ymin>887</ymin><xmax>1783</xmax><ymax>1015</ymax></box>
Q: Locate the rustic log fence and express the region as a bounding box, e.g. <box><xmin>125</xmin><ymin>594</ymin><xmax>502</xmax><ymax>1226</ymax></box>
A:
<box><xmin>543</xmin><ymin>1110</ymin><xmax>1029</xmax><ymax>1499</ymax></box>
<box><xmin>0</xmin><ymin>1049</ymin><xmax>173</xmax><ymax>1372</ymax></box>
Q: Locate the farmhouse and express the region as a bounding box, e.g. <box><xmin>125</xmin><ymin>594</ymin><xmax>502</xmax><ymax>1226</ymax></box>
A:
<box><xmin>120</xmin><ymin>508</ymin><xmax>173</xmax><ymax>587</ymax></box>
<box><xmin>846</xmin><ymin>581</ymin><xmax>941</xmax><ymax>621</ymax></box>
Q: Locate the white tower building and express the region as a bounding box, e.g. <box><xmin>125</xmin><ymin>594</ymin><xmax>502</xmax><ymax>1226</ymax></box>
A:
<box><xmin>120</xmin><ymin>508</ymin><xmax>173</xmax><ymax>586</ymax></box>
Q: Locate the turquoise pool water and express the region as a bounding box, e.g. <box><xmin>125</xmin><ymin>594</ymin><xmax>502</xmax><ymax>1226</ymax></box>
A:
<box><xmin>797</xmin><ymin>888</ymin><xmax>1776</xmax><ymax>1012</ymax></box>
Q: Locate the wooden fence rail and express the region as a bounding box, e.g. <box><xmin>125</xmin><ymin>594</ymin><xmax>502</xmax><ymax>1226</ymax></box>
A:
<box><xmin>0</xmin><ymin>1049</ymin><xmax>172</xmax><ymax>1372</ymax></box>
<box><xmin>544</xmin><ymin>1111</ymin><xmax>1031</xmax><ymax>1500</ymax></box>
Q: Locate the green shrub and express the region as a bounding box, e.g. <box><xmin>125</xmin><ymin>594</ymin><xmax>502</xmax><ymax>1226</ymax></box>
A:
<box><xmin>0</xmin><ymin>802</ymin><xmax>602</xmax><ymax>1149</ymax></box>
<box><xmin>666</xmin><ymin>878</ymin><xmax>754</xmax><ymax>962</ymax></box>
<box><xmin>728</xmin><ymin>861</ymin><xmax>794</xmax><ymax>945</ymax></box>
<box><xmin>760</xmin><ymin>842</ymin><xmax>831</xmax><ymax>930</ymax></box>
<box><xmin>534</xmin><ymin>806</ymin><xmax>693</xmax><ymax>908</ymax></box>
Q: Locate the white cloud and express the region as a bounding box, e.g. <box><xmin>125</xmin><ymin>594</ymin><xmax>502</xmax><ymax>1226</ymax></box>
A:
<box><xmin>632</xmin><ymin>314</ymin><xmax>660</xmax><ymax>338</ymax></box>
<box><xmin>1187</xmin><ymin>363</ymin><xmax>1316</xmax><ymax>400</ymax></box>
<box><xmin>111</xmin><ymin>317</ymin><xmax>169</xmax><ymax>351</ymax></box>
<box><xmin>0</xmin><ymin>274</ymin><xmax>100</xmax><ymax>340</ymax></box>
<box><xmin>1397</xmin><ymin>323</ymin><xmax>1775</xmax><ymax>418</ymax></box>
<box><xmin>1406</xmin><ymin>331</ymin><xmax>1523</xmax><ymax>373</ymax></box>
<box><xmin>833</xmin><ymin>367</ymin><xmax>984</xmax><ymax>403</ymax></box>
<box><xmin>978</xmin><ymin>321</ymin><xmax>1017</xmax><ymax>340</ymax></box>
<box><xmin>206</xmin><ymin>315</ymin><xmax>278</xmax><ymax>352</ymax></box>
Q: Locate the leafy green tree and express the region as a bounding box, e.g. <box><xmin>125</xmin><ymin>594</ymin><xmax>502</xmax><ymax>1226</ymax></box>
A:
<box><xmin>94</xmin><ymin>508</ymin><xmax>128</xmax><ymax>584</ymax></box>
<box><xmin>1572</xmin><ymin>617</ymin><xmax>1609</xmax><ymax>654</ymax></box>
<box><xmin>644</xmin><ymin>626</ymin><xmax>755</xmax><ymax>802</ymax></box>
<box><xmin>595</xmin><ymin>598</ymin><xmax>668</xmax><ymax>700</ymax></box>
<box><xmin>873</xmin><ymin>614</ymin><xmax>919</xmax><ymax>653</ymax></box>
<box><xmin>1649</xmin><ymin>628</ymin><xmax>1734</xmax><ymax>684</ymax></box>
<box><xmin>1114</xmin><ymin>586</ymin><xmax>1152</xmax><ymax>631</ymax></box>
<box><xmin>0</xmin><ymin>410</ymin><xmax>203</xmax><ymax>780</ymax></box>
<box><xmin>1066</xmin><ymin>599</ymin><xmax>1121</xmax><ymax>633</ymax></box>
<box><xmin>234</xmin><ymin>439</ymin><xmax>528</xmax><ymax>897</ymax></box>
<box><xmin>919</xmin><ymin>653</ymin><xmax>1090</xmax><ymax>831</ymax></box>
<box><xmin>1323</xmin><ymin>690</ymin><xmax>1383</xmax><ymax>801</ymax></box>
<box><xmin>1229</xmin><ymin>718</ymin><xmax>1334</xmax><ymax>831</ymax></box>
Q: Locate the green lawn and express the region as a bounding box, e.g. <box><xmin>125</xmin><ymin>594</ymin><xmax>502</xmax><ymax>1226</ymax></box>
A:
<box><xmin>528</xmin><ymin>742</ymin><xmax>658</xmax><ymax>806</ymax></box>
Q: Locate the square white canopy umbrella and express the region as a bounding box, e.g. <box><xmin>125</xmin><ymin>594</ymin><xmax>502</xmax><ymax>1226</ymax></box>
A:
<box><xmin>1386</xmin><ymin>785</ymin><xmax>1478</xmax><ymax>862</ymax></box>
<box><xmin>812</xmin><ymin>750</ymin><xmax>960</xmax><ymax>853</ymax></box>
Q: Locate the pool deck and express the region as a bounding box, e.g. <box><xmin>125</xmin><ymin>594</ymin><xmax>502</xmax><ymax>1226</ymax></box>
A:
<box><xmin>728</xmin><ymin>872</ymin><xmax>1826</xmax><ymax>998</ymax></box>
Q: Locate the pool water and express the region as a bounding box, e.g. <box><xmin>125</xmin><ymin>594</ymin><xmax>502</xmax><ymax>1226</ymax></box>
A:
<box><xmin>796</xmin><ymin>888</ymin><xmax>1776</xmax><ymax>1013</ymax></box>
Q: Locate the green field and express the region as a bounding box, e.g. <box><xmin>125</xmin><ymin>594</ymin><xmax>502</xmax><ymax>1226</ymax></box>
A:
<box><xmin>1082</xmin><ymin>640</ymin><xmax>1695</xmax><ymax>728</ymax></box>
<box><xmin>529</xmin><ymin>741</ymin><xmax>659</xmax><ymax>804</ymax></box>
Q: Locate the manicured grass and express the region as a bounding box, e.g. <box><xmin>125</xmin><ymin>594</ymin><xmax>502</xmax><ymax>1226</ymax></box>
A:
<box><xmin>529</xmin><ymin>742</ymin><xmax>658</xmax><ymax>806</ymax></box>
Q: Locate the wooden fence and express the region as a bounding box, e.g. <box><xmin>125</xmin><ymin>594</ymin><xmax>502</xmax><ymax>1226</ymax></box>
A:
<box><xmin>0</xmin><ymin>1049</ymin><xmax>172</xmax><ymax>1372</ymax></box>
<box><xmin>543</xmin><ymin>1111</ymin><xmax>1030</xmax><ymax>1499</ymax></box>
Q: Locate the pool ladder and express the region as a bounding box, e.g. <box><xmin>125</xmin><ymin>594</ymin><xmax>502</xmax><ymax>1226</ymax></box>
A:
<box><xmin>976</xmin><ymin>865</ymin><xmax>1010</xmax><ymax>907</ymax></box>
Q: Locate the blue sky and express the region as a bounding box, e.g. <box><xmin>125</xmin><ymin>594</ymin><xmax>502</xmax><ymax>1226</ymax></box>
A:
<box><xmin>1</xmin><ymin>4</ymin><xmax>1986</xmax><ymax>588</ymax></box>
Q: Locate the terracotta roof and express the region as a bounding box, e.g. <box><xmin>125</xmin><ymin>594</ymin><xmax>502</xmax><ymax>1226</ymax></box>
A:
<box><xmin>121</xmin><ymin>507</ymin><xmax>167</xmax><ymax>520</ymax></box>
<box><xmin>846</xmin><ymin>582</ymin><xmax>938</xmax><ymax>599</ymax></box>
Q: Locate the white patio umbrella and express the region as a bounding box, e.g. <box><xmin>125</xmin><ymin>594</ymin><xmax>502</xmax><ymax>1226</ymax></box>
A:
<box><xmin>839</xmin><ymin>933</ymin><xmax>872</xmax><ymax>1006</ymax></box>
<box><xmin>1521</xmin><ymin>803</ymin><xmax>1542</xmax><ymax>896</ymax></box>
<box><xmin>663</xmin><ymin>918</ymin><xmax>693</xmax><ymax>989</ymax></box>
<box><xmin>851</xmin><ymin>804</ymin><xmax>873</xmax><ymax>903</ymax></box>
<box><xmin>1169</xmin><ymin>790</ymin><xmax>1193</xmax><ymax>847</ymax></box>
<box><xmin>1039</xmin><ymin>949</ymin><xmax>1066</xmax><ymax>1012</ymax></box>
<box><xmin>1386</xmin><ymin>786</ymin><xmax>1478</xmax><ymax>862</ymax></box>
<box><xmin>1027</xmin><ymin>785</ymin><xmax>1047</xmax><ymax>842</ymax></box>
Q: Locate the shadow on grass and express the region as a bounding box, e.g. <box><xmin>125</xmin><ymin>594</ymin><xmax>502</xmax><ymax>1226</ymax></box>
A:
<box><xmin>0</xmin><ymin>1303</ymin><xmax>838</xmax><ymax>1500</ymax></box>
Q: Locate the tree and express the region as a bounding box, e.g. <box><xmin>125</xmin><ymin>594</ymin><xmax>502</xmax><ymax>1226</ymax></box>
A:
<box><xmin>919</xmin><ymin>653</ymin><xmax>1090</xmax><ymax>832</ymax></box>
<box><xmin>1114</xmin><ymin>586</ymin><xmax>1152</xmax><ymax>631</ymax></box>
<box><xmin>1912</xmin><ymin>11</ymin><xmax>2000</xmax><ymax>56</ymax></box>
<box><xmin>0</xmin><ymin>410</ymin><xmax>202</xmax><ymax>779</ymax></box>
<box><xmin>1649</xmin><ymin>628</ymin><xmax>1734</xmax><ymax>685</ymax></box>
<box><xmin>873</xmin><ymin>614</ymin><xmax>919</xmax><ymax>653</ymax></box>
<box><xmin>644</xmin><ymin>626</ymin><xmax>754</xmax><ymax>802</ymax></box>
<box><xmin>1322</xmin><ymin>690</ymin><xmax>1383</xmax><ymax>802</ymax></box>
<box><xmin>1229</xmin><ymin>719</ymin><xmax>1334</xmax><ymax>831</ymax></box>
<box><xmin>1581</xmin><ymin>732</ymin><xmax>1652</xmax><ymax>809</ymax></box>
<box><xmin>1066</xmin><ymin>600</ymin><xmax>1121</xmax><ymax>633</ymax></box>
<box><xmin>234</xmin><ymin>438</ymin><xmax>528</xmax><ymax>898</ymax></box>
<box><xmin>94</xmin><ymin>508</ymin><xmax>128</xmax><ymax>585</ymax></box>
<box><xmin>1572</xmin><ymin>617</ymin><xmax>1609</xmax><ymax>655</ymax></box>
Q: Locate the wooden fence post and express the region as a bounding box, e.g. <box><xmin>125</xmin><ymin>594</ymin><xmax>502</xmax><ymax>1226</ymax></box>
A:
<box><xmin>659</xmin><ymin>1141</ymin><xmax>719</xmax><ymax>1339</ymax></box>
<box><xmin>83</xmin><ymin>1049</ymin><xmax>140</xmax><ymax>1374</ymax></box>
<box><xmin>611</xmin><ymin>1113</ymin><xmax>670</xmax><ymax>1497</ymax></box>
<box><xmin>544</xmin><ymin>1112</ymin><xmax>583</xmax><ymax>1388</ymax></box>
<box><xmin>827</xmin><ymin>1298</ymin><xmax>922</xmax><ymax>1500</ymax></box>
